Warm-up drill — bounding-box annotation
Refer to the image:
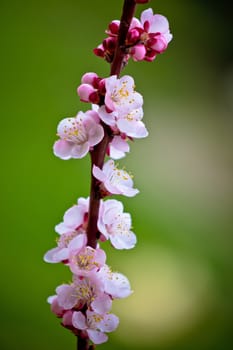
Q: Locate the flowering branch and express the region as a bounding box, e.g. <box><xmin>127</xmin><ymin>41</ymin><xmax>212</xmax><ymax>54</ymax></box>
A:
<box><xmin>87</xmin><ymin>0</ymin><xmax>137</xmax><ymax>250</ymax></box>
<box><xmin>44</xmin><ymin>0</ymin><xmax>172</xmax><ymax>349</ymax></box>
<box><xmin>110</xmin><ymin>0</ymin><xmax>137</xmax><ymax>76</ymax></box>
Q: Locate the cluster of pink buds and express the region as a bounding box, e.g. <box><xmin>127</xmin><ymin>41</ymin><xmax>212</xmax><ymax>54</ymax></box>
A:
<box><xmin>44</xmin><ymin>1</ymin><xmax>172</xmax><ymax>349</ymax></box>
<box><xmin>94</xmin><ymin>7</ymin><xmax>172</xmax><ymax>63</ymax></box>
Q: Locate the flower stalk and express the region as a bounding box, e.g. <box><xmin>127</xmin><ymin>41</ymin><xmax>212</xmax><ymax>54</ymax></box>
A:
<box><xmin>44</xmin><ymin>0</ymin><xmax>172</xmax><ymax>349</ymax></box>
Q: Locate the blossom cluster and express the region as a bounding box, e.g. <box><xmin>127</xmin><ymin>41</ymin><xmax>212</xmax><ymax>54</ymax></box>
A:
<box><xmin>44</xmin><ymin>4</ymin><xmax>172</xmax><ymax>348</ymax></box>
<box><xmin>45</xmin><ymin>74</ymin><xmax>141</xmax><ymax>344</ymax></box>
<box><xmin>55</xmin><ymin>73</ymin><xmax>148</xmax><ymax>161</ymax></box>
<box><xmin>94</xmin><ymin>8</ymin><xmax>172</xmax><ymax>63</ymax></box>
<box><xmin>44</xmin><ymin>199</ymin><xmax>133</xmax><ymax>343</ymax></box>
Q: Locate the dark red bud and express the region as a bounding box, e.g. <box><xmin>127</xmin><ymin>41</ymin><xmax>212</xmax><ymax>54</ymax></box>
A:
<box><xmin>108</xmin><ymin>21</ymin><xmax>120</xmax><ymax>35</ymax></box>
<box><xmin>127</xmin><ymin>28</ymin><xmax>140</xmax><ymax>44</ymax></box>
<box><xmin>92</xmin><ymin>76</ymin><xmax>102</xmax><ymax>89</ymax></box>
<box><xmin>89</xmin><ymin>91</ymin><xmax>100</xmax><ymax>104</ymax></box>
<box><xmin>103</xmin><ymin>37</ymin><xmax>116</xmax><ymax>51</ymax></box>
<box><xmin>93</xmin><ymin>47</ymin><xmax>105</xmax><ymax>57</ymax></box>
<box><xmin>98</xmin><ymin>79</ymin><xmax>106</xmax><ymax>95</ymax></box>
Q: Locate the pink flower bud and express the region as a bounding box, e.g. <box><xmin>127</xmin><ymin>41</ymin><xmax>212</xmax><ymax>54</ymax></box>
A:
<box><xmin>130</xmin><ymin>44</ymin><xmax>146</xmax><ymax>61</ymax></box>
<box><xmin>81</xmin><ymin>72</ymin><xmax>99</xmax><ymax>85</ymax></box>
<box><xmin>77</xmin><ymin>84</ymin><xmax>96</xmax><ymax>102</ymax></box>
<box><xmin>127</xmin><ymin>28</ymin><xmax>140</xmax><ymax>44</ymax></box>
<box><xmin>107</xmin><ymin>20</ymin><xmax>120</xmax><ymax>35</ymax></box>
<box><xmin>89</xmin><ymin>91</ymin><xmax>100</xmax><ymax>104</ymax></box>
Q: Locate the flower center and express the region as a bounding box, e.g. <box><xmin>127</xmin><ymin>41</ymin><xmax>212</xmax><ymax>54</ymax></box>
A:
<box><xmin>62</xmin><ymin>118</ymin><xmax>87</xmax><ymax>144</ymax></box>
<box><xmin>57</xmin><ymin>231</ymin><xmax>77</xmax><ymax>247</ymax></box>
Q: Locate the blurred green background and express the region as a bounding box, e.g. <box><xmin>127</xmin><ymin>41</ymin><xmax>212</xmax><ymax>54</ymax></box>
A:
<box><xmin>1</xmin><ymin>0</ymin><xmax>233</xmax><ymax>349</ymax></box>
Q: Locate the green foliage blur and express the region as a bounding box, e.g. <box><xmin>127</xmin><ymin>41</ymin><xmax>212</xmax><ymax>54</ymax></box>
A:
<box><xmin>1</xmin><ymin>0</ymin><xmax>232</xmax><ymax>349</ymax></box>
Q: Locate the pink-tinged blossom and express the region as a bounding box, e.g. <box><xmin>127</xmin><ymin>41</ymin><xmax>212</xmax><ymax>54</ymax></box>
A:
<box><xmin>93</xmin><ymin>159</ymin><xmax>139</xmax><ymax>197</ymax></box>
<box><xmin>43</xmin><ymin>229</ymin><xmax>83</xmax><ymax>263</ymax></box>
<box><xmin>44</xmin><ymin>232</ymin><xmax>87</xmax><ymax>264</ymax></box>
<box><xmin>98</xmin><ymin>199</ymin><xmax>136</xmax><ymax>249</ymax></box>
<box><xmin>72</xmin><ymin>310</ymin><xmax>119</xmax><ymax>345</ymax></box>
<box><xmin>56</xmin><ymin>278</ymin><xmax>94</xmax><ymax>310</ymax></box>
<box><xmin>53</xmin><ymin>110</ymin><xmax>104</xmax><ymax>160</ymax></box>
<box><xmin>98</xmin><ymin>265</ymin><xmax>132</xmax><ymax>299</ymax></box>
<box><xmin>91</xmin><ymin>294</ymin><xmax>112</xmax><ymax>315</ymax></box>
<box><xmin>136</xmin><ymin>8</ymin><xmax>172</xmax><ymax>61</ymax></box>
<box><xmin>44</xmin><ymin>198</ymin><xmax>90</xmax><ymax>263</ymax></box>
<box><xmin>69</xmin><ymin>244</ymin><xmax>106</xmax><ymax>276</ymax></box>
<box><xmin>116</xmin><ymin>107</ymin><xmax>148</xmax><ymax>138</ymax></box>
<box><xmin>55</xmin><ymin>197</ymin><xmax>89</xmax><ymax>235</ymax></box>
<box><xmin>98</xmin><ymin>105</ymin><xmax>148</xmax><ymax>139</ymax></box>
<box><xmin>56</xmin><ymin>275</ymin><xmax>112</xmax><ymax>313</ymax></box>
<box><xmin>104</xmin><ymin>75</ymin><xmax>143</xmax><ymax>113</ymax></box>
<box><xmin>98</xmin><ymin>74</ymin><xmax>148</xmax><ymax>138</ymax></box>
<box><xmin>140</xmin><ymin>8</ymin><xmax>173</xmax><ymax>44</ymax></box>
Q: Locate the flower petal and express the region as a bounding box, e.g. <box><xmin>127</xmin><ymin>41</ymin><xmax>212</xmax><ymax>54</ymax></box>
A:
<box><xmin>110</xmin><ymin>230</ymin><xmax>137</xmax><ymax>250</ymax></box>
<box><xmin>72</xmin><ymin>311</ymin><xmax>87</xmax><ymax>330</ymax></box>
<box><xmin>71</xmin><ymin>142</ymin><xmax>89</xmax><ymax>158</ymax></box>
<box><xmin>93</xmin><ymin>165</ymin><xmax>106</xmax><ymax>182</ymax></box>
<box><xmin>91</xmin><ymin>294</ymin><xmax>112</xmax><ymax>314</ymax></box>
<box><xmin>150</xmin><ymin>14</ymin><xmax>170</xmax><ymax>34</ymax></box>
<box><xmin>104</xmin><ymin>272</ymin><xmax>132</xmax><ymax>298</ymax></box>
<box><xmin>87</xmin><ymin>330</ymin><xmax>108</xmax><ymax>344</ymax></box>
<box><xmin>53</xmin><ymin>140</ymin><xmax>73</xmax><ymax>160</ymax></box>
<box><xmin>99</xmin><ymin>313</ymin><xmax>119</xmax><ymax>332</ymax></box>
<box><xmin>63</xmin><ymin>205</ymin><xmax>84</xmax><ymax>229</ymax></box>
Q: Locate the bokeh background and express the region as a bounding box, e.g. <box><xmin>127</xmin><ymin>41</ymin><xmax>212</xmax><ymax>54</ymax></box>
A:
<box><xmin>1</xmin><ymin>0</ymin><xmax>233</xmax><ymax>349</ymax></box>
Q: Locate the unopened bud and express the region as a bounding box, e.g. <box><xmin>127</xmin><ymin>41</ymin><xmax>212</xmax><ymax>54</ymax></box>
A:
<box><xmin>130</xmin><ymin>44</ymin><xmax>146</xmax><ymax>61</ymax></box>
<box><xmin>107</xmin><ymin>20</ymin><xmax>120</xmax><ymax>35</ymax></box>
<box><xmin>81</xmin><ymin>72</ymin><xmax>99</xmax><ymax>85</ymax></box>
<box><xmin>77</xmin><ymin>84</ymin><xmax>96</xmax><ymax>102</ymax></box>
<box><xmin>127</xmin><ymin>28</ymin><xmax>140</xmax><ymax>44</ymax></box>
